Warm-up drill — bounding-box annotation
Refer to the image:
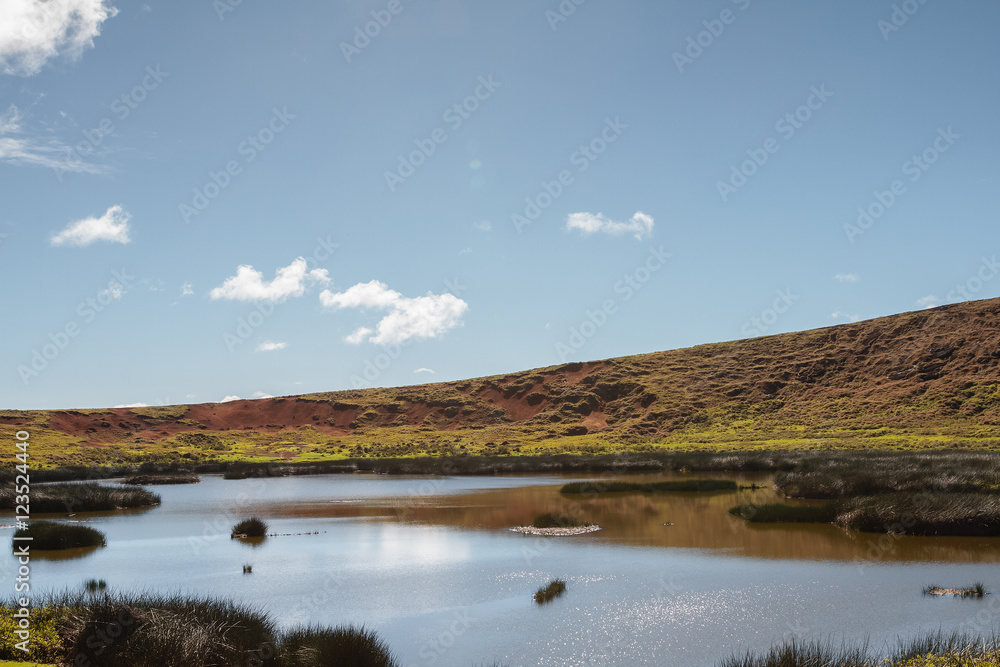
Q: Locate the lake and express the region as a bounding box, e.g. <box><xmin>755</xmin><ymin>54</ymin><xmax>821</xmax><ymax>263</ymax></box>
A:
<box><xmin>5</xmin><ymin>472</ymin><xmax>1000</xmax><ymax>666</ymax></box>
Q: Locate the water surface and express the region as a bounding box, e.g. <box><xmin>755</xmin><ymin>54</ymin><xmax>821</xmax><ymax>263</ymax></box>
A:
<box><xmin>5</xmin><ymin>472</ymin><xmax>999</xmax><ymax>666</ymax></box>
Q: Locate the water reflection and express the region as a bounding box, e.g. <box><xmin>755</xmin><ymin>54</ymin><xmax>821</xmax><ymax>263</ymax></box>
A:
<box><xmin>246</xmin><ymin>472</ymin><xmax>1000</xmax><ymax>563</ymax></box>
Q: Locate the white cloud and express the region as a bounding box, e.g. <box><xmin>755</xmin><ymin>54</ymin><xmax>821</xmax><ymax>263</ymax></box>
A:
<box><xmin>102</xmin><ymin>281</ymin><xmax>125</xmax><ymax>301</ymax></box>
<box><xmin>566</xmin><ymin>211</ymin><xmax>654</xmax><ymax>240</ymax></box>
<box><xmin>343</xmin><ymin>327</ymin><xmax>373</xmax><ymax>344</ymax></box>
<box><xmin>916</xmin><ymin>295</ymin><xmax>940</xmax><ymax>309</ymax></box>
<box><xmin>180</xmin><ymin>282</ymin><xmax>193</xmax><ymax>296</ymax></box>
<box><xmin>50</xmin><ymin>205</ymin><xmax>130</xmax><ymax>246</ymax></box>
<box><xmin>210</xmin><ymin>258</ymin><xmax>329</xmax><ymax>302</ymax></box>
<box><xmin>256</xmin><ymin>341</ymin><xmax>287</xmax><ymax>352</ymax></box>
<box><xmin>220</xmin><ymin>395</ymin><xmax>241</xmax><ymax>403</ymax></box>
<box><xmin>251</xmin><ymin>391</ymin><xmax>273</xmax><ymax>399</ymax></box>
<box><xmin>113</xmin><ymin>402</ymin><xmax>147</xmax><ymax>408</ymax></box>
<box><xmin>458</xmin><ymin>247</ymin><xmax>472</xmax><ymax>255</ymax></box>
<box><xmin>0</xmin><ymin>105</ymin><xmax>22</xmax><ymax>133</ymax></box>
<box><xmin>831</xmin><ymin>311</ymin><xmax>861</xmax><ymax>323</ymax></box>
<box><xmin>413</xmin><ymin>367</ymin><xmax>435</xmax><ymax>374</ymax></box>
<box><xmin>320</xmin><ymin>280</ymin><xmax>468</xmax><ymax>345</ymax></box>
<box><xmin>0</xmin><ymin>0</ymin><xmax>118</xmax><ymax>76</ymax></box>
<box><xmin>474</xmin><ymin>220</ymin><xmax>491</xmax><ymax>232</ymax></box>
<box><xmin>834</xmin><ymin>273</ymin><xmax>860</xmax><ymax>283</ymax></box>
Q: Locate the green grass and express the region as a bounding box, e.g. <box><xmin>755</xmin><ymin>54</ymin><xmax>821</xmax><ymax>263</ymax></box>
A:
<box><xmin>232</xmin><ymin>517</ymin><xmax>268</xmax><ymax>538</ymax></box>
<box><xmin>13</xmin><ymin>521</ymin><xmax>105</xmax><ymax>550</ymax></box>
<box><xmin>0</xmin><ymin>483</ymin><xmax>160</xmax><ymax>513</ymax></box>
<box><xmin>533</xmin><ymin>579</ymin><xmax>567</xmax><ymax>604</ymax></box>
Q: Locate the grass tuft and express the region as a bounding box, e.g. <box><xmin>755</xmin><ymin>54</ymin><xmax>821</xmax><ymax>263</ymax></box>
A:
<box><xmin>279</xmin><ymin>624</ymin><xmax>399</xmax><ymax>667</ymax></box>
<box><xmin>83</xmin><ymin>579</ymin><xmax>107</xmax><ymax>593</ymax></box>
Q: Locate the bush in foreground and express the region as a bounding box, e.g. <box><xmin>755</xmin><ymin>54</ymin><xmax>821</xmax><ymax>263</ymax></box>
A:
<box><xmin>280</xmin><ymin>625</ymin><xmax>399</xmax><ymax>667</ymax></box>
<box><xmin>61</xmin><ymin>593</ymin><xmax>279</xmax><ymax>667</ymax></box>
<box><xmin>13</xmin><ymin>521</ymin><xmax>106</xmax><ymax>550</ymax></box>
<box><xmin>232</xmin><ymin>517</ymin><xmax>268</xmax><ymax>538</ymax></box>
<box><xmin>0</xmin><ymin>593</ymin><xmax>401</xmax><ymax>666</ymax></box>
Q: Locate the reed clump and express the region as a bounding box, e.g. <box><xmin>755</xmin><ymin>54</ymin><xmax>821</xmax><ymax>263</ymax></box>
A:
<box><xmin>533</xmin><ymin>579</ymin><xmax>567</xmax><ymax>604</ymax></box>
<box><xmin>0</xmin><ymin>483</ymin><xmax>160</xmax><ymax>513</ymax></box>
<box><xmin>13</xmin><ymin>521</ymin><xmax>106</xmax><ymax>550</ymax></box>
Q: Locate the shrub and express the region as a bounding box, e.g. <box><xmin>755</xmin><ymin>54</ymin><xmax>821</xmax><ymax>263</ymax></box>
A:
<box><xmin>279</xmin><ymin>625</ymin><xmax>399</xmax><ymax>667</ymax></box>
<box><xmin>232</xmin><ymin>517</ymin><xmax>268</xmax><ymax>538</ymax></box>
<box><xmin>13</xmin><ymin>521</ymin><xmax>106</xmax><ymax>550</ymax></box>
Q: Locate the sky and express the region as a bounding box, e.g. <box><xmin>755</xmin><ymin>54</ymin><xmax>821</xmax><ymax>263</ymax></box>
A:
<box><xmin>1</xmin><ymin>1</ymin><xmax>998</xmax><ymax>410</ymax></box>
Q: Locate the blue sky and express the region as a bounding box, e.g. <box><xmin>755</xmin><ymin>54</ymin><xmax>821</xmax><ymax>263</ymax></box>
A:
<box><xmin>2</xmin><ymin>1</ymin><xmax>998</xmax><ymax>410</ymax></box>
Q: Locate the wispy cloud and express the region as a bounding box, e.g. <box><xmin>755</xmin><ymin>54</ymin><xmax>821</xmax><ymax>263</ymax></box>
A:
<box><xmin>413</xmin><ymin>367</ymin><xmax>436</xmax><ymax>374</ymax></box>
<box><xmin>220</xmin><ymin>395</ymin><xmax>241</xmax><ymax>403</ymax></box>
<box><xmin>210</xmin><ymin>258</ymin><xmax>329</xmax><ymax>302</ymax></box>
<box><xmin>566</xmin><ymin>211</ymin><xmax>654</xmax><ymax>240</ymax></box>
<box><xmin>0</xmin><ymin>105</ymin><xmax>22</xmax><ymax>133</ymax></box>
<box><xmin>915</xmin><ymin>295</ymin><xmax>940</xmax><ymax>309</ymax></box>
<box><xmin>0</xmin><ymin>0</ymin><xmax>119</xmax><ymax>76</ymax></box>
<box><xmin>256</xmin><ymin>341</ymin><xmax>287</xmax><ymax>352</ymax></box>
<box><xmin>180</xmin><ymin>282</ymin><xmax>193</xmax><ymax>296</ymax></box>
<box><xmin>50</xmin><ymin>205</ymin><xmax>130</xmax><ymax>246</ymax></box>
<box><xmin>474</xmin><ymin>220</ymin><xmax>491</xmax><ymax>232</ymax></box>
<box><xmin>0</xmin><ymin>127</ymin><xmax>108</xmax><ymax>176</ymax></box>
<box><xmin>251</xmin><ymin>391</ymin><xmax>273</xmax><ymax>399</ymax></box>
<box><xmin>320</xmin><ymin>280</ymin><xmax>468</xmax><ymax>345</ymax></box>
<box><xmin>831</xmin><ymin>311</ymin><xmax>860</xmax><ymax>323</ymax></box>
<box><xmin>834</xmin><ymin>273</ymin><xmax>860</xmax><ymax>283</ymax></box>
<box><xmin>113</xmin><ymin>402</ymin><xmax>147</xmax><ymax>408</ymax></box>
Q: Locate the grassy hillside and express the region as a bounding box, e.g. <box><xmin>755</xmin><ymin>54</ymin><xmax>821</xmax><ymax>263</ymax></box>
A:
<box><xmin>3</xmin><ymin>297</ymin><xmax>1000</xmax><ymax>467</ymax></box>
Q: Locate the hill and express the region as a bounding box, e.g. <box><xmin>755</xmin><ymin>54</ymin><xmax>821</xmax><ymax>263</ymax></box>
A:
<box><xmin>4</xmin><ymin>298</ymin><xmax>1000</xmax><ymax>467</ymax></box>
